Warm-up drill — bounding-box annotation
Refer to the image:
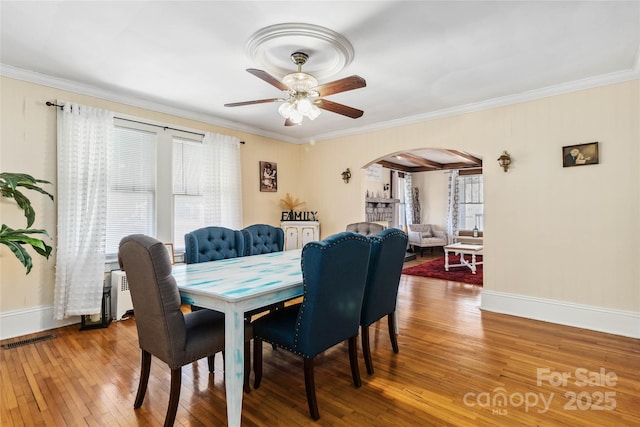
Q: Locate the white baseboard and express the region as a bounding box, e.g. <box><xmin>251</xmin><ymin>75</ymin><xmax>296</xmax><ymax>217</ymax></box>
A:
<box><xmin>4</xmin><ymin>294</ymin><xmax>638</xmax><ymax>341</ymax></box>
<box><xmin>481</xmin><ymin>290</ymin><xmax>640</xmax><ymax>339</ymax></box>
<box><xmin>0</xmin><ymin>305</ymin><xmax>80</xmax><ymax>340</ymax></box>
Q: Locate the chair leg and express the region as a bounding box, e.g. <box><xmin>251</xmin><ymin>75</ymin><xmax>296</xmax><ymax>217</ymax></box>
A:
<box><xmin>388</xmin><ymin>312</ymin><xmax>399</xmax><ymax>353</ymax></box>
<box><xmin>134</xmin><ymin>350</ymin><xmax>152</xmax><ymax>408</ymax></box>
<box><xmin>207</xmin><ymin>355</ymin><xmax>215</xmax><ymax>373</ymax></box>
<box><xmin>303</xmin><ymin>357</ymin><xmax>320</xmax><ymax>420</ymax></box>
<box><xmin>361</xmin><ymin>325</ymin><xmax>374</xmax><ymax>375</ymax></box>
<box><xmin>165</xmin><ymin>368</ymin><xmax>182</xmax><ymax>427</ymax></box>
<box><xmin>253</xmin><ymin>338</ymin><xmax>263</xmax><ymax>389</ymax></box>
<box><xmin>348</xmin><ymin>336</ymin><xmax>362</xmax><ymax>388</ymax></box>
<box><xmin>244</xmin><ymin>341</ymin><xmax>251</xmax><ymax>393</ymax></box>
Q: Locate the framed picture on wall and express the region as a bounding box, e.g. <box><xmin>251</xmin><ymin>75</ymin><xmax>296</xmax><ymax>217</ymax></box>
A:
<box><xmin>260</xmin><ymin>161</ymin><xmax>277</xmax><ymax>192</ymax></box>
<box><xmin>563</xmin><ymin>142</ymin><xmax>599</xmax><ymax>167</ymax></box>
<box><xmin>164</xmin><ymin>243</ymin><xmax>175</xmax><ymax>264</ymax></box>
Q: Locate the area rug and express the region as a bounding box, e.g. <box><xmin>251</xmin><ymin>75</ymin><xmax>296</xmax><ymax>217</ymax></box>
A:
<box><xmin>402</xmin><ymin>254</ymin><xmax>483</xmax><ymax>286</ymax></box>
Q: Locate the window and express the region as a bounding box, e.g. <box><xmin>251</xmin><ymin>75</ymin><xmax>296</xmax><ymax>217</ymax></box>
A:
<box><xmin>173</xmin><ymin>137</ymin><xmax>208</xmax><ymax>251</ymax></box>
<box><xmin>104</xmin><ymin>118</ymin><xmax>242</xmax><ymax>257</ymax></box>
<box><xmin>105</xmin><ymin>126</ymin><xmax>157</xmax><ymax>255</ymax></box>
<box><xmin>457</xmin><ymin>174</ymin><xmax>483</xmax><ymax>231</ymax></box>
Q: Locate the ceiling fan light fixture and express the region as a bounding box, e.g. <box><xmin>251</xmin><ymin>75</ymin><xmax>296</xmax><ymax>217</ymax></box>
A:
<box><xmin>283</xmin><ymin>72</ymin><xmax>318</xmax><ymax>92</ymax></box>
<box><xmin>288</xmin><ymin>108</ymin><xmax>304</xmax><ymax>124</ymax></box>
<box><xmin>308</xmin><ymin>104</ymin><xmax>321</xmax><ymax>120</ymax></box>
<box><xmin>297</xmin><ymin>97</ymin><xmax>313</xmax><ymax>114</ymax></box>
<box><xmin>278</xmin><ymin>101</ymin><xmax>294</xmax><ymax>117</ymax></box>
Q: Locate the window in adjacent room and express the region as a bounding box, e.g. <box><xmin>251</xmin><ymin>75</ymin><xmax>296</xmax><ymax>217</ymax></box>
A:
<box><xmin>457</xmin><ymin>174</ymin><xmax>484</xmax><ymax>231</ymax></box>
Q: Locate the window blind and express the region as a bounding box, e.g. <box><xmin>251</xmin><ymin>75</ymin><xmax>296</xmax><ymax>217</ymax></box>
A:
<box><xmin>105</xmin><ymin>126</ymin><xmax>157</xmax><ymax>255</ymax></box>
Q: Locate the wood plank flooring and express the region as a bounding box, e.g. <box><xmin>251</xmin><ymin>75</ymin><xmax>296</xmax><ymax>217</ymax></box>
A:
<box><xmin>2</xmin><ymin>253</ymin><xmax>639</xmax><ymax>426</ymax></box>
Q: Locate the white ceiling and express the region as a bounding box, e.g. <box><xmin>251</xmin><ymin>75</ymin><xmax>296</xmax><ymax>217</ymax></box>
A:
<box><xmin>2</xmin><ymin>1</ymin><xmax>639</xmax><ymax>148</ymax></box>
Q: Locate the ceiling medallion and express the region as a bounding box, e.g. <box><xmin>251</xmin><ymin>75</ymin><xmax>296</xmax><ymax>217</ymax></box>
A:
<box><xmin>246</xmin><ymin>23</ymin><xmax>355</xmax><ymax>80</ymax></box>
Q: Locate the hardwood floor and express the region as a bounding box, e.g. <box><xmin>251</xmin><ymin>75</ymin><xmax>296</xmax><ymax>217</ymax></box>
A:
<box><xmin>2</xmin><ymin>253</ymin><xmax>639</xmax><ymax>426</ymax></box>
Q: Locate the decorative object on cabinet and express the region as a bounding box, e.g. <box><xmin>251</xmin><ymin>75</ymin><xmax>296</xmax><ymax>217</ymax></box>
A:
<box><xmin>260</xmin><ymin>161</ymin><xmax>277</xmax><ymax>192</ymax></box>
<box><xmin>281</xmin><ymin>221</ymin><xmax>320</xmax><ymax>250</ymax></box>
<box><xmin>280</xmin><ymin>192</ymin><xmax>305</xmax><ymax>211</ymax></box>
<box><xmin>497</xmin><ymin>151</ymin><xmax>512</xmax><ymax>172</ymax></box>
<box><xmin>562</xmin><ymin>142</ymin><xmax>598</xmax><ymax>167</ymax></box>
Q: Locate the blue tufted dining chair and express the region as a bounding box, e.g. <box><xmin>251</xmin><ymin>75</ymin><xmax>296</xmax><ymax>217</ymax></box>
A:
<box><xmin>118</xmin><ymin>234</ymin><xmax>252</xmax><ymax>427</ymax></box>
<box><xmin>241</xmin><ymin>224</ymin><xmax>285</xmax><ymax>256</ymax></box>
<box><xmin>360</xmin><ymin>228</ymin><xmax>408</xmax><ymax>375</ymax></box>
<box><xmin>184</xmin><ymin>226</ymin><xmax>244</xmax><ymax>311</ymax></box>
<box><xmin>184</xmin><ymin>226</ymin><xmax>245</xmax><ymax>264</ymax></box>
<box><xmin>252</xmin><ymin>231</ymin><xmax>372</xmax><ymax>420</ymax></box>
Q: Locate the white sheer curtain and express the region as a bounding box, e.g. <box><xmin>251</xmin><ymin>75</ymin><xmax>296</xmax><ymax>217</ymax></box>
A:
<box><xmin>205</xmin><ymin>132</ymin><xmax>243</xmax><ymax>229</ymax></box>
<box><xmin>446</xmin><ymin>170</ymin><xmax>460</xmax><ymax>242</ymax></box>
<box><xmin>54</xmin><ymin>102</ymin><xmax>113</xmax><ymax>319</ymax></box>
<box><xmin>404</xmin><ymin>172</ymin><xmax>414</xmax><ymax>225</ymax></box>
<box><xmin>173</xmin><ymin>132</ymin><xmax>243</xmax><ymax>249</ymax></box>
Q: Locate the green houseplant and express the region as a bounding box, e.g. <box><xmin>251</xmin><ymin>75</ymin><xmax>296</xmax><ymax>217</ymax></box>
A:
<box><xmin>0</xmin><ymin>172</ymin><xmax>54</xmax><ymax>274</ymax></box>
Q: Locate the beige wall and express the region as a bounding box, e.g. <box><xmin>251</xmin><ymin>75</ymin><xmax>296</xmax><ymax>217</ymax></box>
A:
<box><xmin>300</xmin><ymin>79</ymin><xmax>639</xmax><ymax>313</ymax></box>
<box><xmin>413</xmin><ymin>170</ymin><xmax>449</xmax><ymax>227</ymax></box>
<box><xmin>1</xmin><ymin>76</ymin><xmax>638</xmax><ymax>333</ymax></box>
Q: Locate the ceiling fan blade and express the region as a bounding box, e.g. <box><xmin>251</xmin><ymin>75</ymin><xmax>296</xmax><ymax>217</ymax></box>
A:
<box><xmin>246</xmin><ymin>68</ymin><xmax>289</xmax><ymax>91</ymax></box>
<box><xmin>224</xmin><ymin>98</ymin><xmax>281</xmax><ymax>107</ymax></box>
<box><xmin>314</xmin><ymin>75</ymin><xmax>366</xmax><ymax>97</ymax></box>
<box><xmin>316</xmin><ymin>99</ymin><xmax>364</xmax><ymax>118</ymax></box>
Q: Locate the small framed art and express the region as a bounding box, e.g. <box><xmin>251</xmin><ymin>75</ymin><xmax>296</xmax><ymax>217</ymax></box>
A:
<box><xmin>164</xmin><ymin>243</ymin><xmax>175</xmax><ymax>264</ymax></box>
<box><xmin>563</xmin><ymin>142</ymin><xmax>599</xmax><ymax>167</ymax></box>
<box><xmin>260</xmin><ymin>161</ymin><xmax>277</xmax><ymax>192</ymax></box>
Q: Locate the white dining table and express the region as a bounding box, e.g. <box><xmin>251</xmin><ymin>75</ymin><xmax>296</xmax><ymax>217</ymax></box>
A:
<box><xmin>173</xmin><ymin>249</ymin><xmax>303</xmax><ymax>427</ymax></box>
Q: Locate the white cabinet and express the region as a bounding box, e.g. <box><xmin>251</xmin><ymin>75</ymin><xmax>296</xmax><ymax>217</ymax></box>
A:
<box><xmin>281</xmin><ymin>221</ymin><xmax>320</xmax><ymax>250</ymax></box>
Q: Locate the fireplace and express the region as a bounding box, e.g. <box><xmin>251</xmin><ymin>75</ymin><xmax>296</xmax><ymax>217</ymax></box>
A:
<box><xmin>365</xmin><ymin>197</ymin><xmax>399</xmax><ymax>225</ymax></box>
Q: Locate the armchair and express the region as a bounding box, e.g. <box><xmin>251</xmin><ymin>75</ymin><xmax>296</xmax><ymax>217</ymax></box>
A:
<box><xmin>407</xmin><ymin>224</ymin><xmax>447</xmax><ymax>256</ymax></box>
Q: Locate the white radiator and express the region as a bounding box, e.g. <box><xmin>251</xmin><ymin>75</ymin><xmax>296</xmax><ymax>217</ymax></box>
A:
<box><xmin>110</xmin><ymin>270</ymin><xmax>134</xmax><ymax>320</ymax></box>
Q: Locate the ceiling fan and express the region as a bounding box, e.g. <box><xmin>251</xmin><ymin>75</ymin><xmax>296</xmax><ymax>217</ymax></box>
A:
<box><xmin>224</xmin><ymin>51</ymin><xmax>366</xmax><ymax>126</ymax></box>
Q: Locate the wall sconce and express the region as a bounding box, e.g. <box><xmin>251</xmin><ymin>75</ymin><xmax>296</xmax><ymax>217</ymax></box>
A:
<box><xmin>497</xmin><ymin>151</ymin><xmax>511</xmax><ymax>172</ymax></box>
<box><xmin>341</xmin><ymin>168</ymin><xmax>351</xmax><ymax>183</ymax></box>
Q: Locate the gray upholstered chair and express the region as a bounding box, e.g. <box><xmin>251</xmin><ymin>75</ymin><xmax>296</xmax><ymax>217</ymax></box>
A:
<box><xmin>241</xmin><ymin>224</ymin><xmax>285</xmax><ymax>256</ymax></box>
<box><xmin>252</xmin><ymin>231</ymin><xmax>372</xmax><ymax>420</ymax></box>
<box><xmin>118</xmin><ymin>234</ymin><xmax>252</xmax><ymax>427</ymax></box>
<box><xmin>360</xmin><ymin>228</ymin><xmax>408</xmax><ymax>374</ymax></box>
<box><xmin>346</xmin><ymin>221</ymin><xmax>385</xmax><ymax>236</ymax></box>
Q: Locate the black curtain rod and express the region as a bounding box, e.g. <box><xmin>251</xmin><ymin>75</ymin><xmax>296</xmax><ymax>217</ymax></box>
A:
<box><xmin>46</xmin><ymin>101</ymin><xmax>244</xmax><ymax>143</ymax></box>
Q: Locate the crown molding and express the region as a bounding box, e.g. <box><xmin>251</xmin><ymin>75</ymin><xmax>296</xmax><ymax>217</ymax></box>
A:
<box><xmin>3</xmin><ymin>62</ymin><xmax>638</xmax><ymax>146</ymax></box>
<box><xmin>311</xmin><ymin>66</ymin><xmax>640</xmax><ymax>143</ymax></box>
<box><xmin>0</xmin><ymin>64</ymin><xmax>300</xmax><ymax>144</ymax></box>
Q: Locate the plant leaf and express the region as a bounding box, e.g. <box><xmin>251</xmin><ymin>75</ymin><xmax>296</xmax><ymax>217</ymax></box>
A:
<box><xmin>0</xmin><ymin>239</ymin><xmax>34</xmax><ymax>274</ymax></box>
<box><xmin>0</xmin><ymin>225</ymin><xmax>53</xmax><ymax>271</ymax></box>
<box><xmin>1</xmin><ymin>172</ymin><xmax>54</xmax><ymax>223</ymax></box>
